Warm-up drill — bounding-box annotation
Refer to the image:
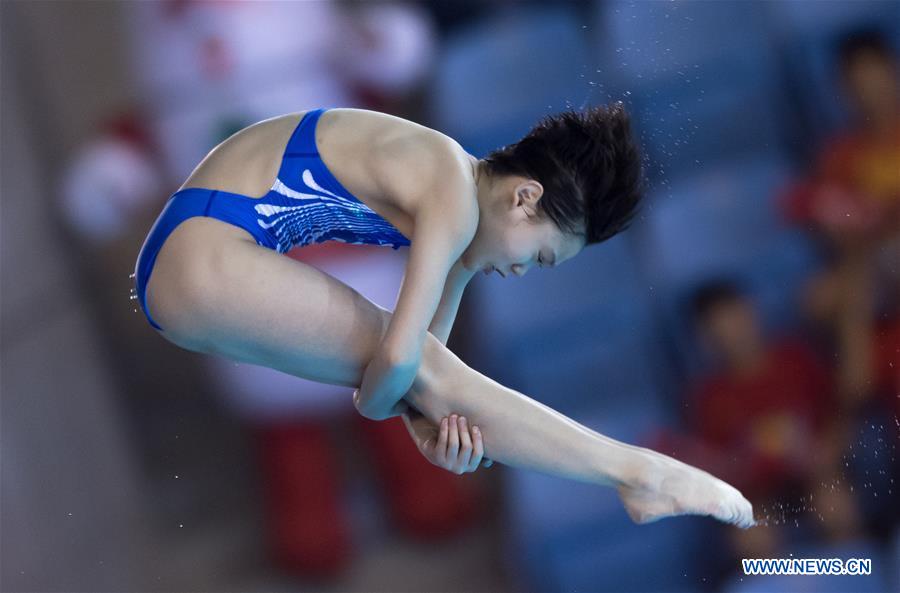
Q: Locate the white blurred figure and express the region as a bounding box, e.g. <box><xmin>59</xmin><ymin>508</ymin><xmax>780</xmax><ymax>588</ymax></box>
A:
<box><xmin>122</xmin><ymin>0</ymin><xmax>436</xmax><ymax>184</ymax></box>
<box><xmin>123</xmin><ymin>0</ymin><xmax>356</xmax><ymax>184</ymax></box>
<box><xmin>58</xmin><ymin>115</ymin><xmax>163</xmax><ymax>245</ymax></box>
<box><xmin>337</xmin><ymin>0</ymin><xmax>436</xmax><ymax>101</ymax></box>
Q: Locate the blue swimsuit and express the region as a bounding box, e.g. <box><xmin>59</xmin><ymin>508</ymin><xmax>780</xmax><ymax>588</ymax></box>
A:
<box><xmin>133</xmin><ymin>108</ymin><xmax>411</xmax><ymax>331</ymax></box>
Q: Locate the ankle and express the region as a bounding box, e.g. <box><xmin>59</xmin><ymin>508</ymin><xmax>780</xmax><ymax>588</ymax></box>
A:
<box><xmin>618</xmin><ymin>446</ymin><xmax>663</xmax><ymax>490</ymax></box>
<box><xmin>594</xmin><ymin>440</ymin><xmax>642</xmax><ymax>488</ymax></box>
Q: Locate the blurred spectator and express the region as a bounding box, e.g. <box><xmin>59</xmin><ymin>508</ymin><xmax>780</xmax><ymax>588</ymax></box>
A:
<box><xmin>124</xmin><ymin>0</ymin><xmax>437</xmax><ymax>184</ymax></box>
<box><xmin>783</xmin><ymin>28</ymin><xmax>899</xmax><ymax>249</ymax></box>
<box><xmin>685</xmin><ymin>281</ymin><xmax>841</xmax><ymax>489</ymax></box>
<box><xmin>781</xmin><ymin>27</ymin><xmax>899</xmax><ymax>407</ymax></box>
<box><xmin>58</xmin><ymin>110</ymin><xmax>165</xmax><ymax>246</ymax></box>
<box><xmin>872</xmin><ymin>291</ymin><xmax>900</xmax><ymax>418</ymax></box>
<box><xmin>335</xmin><ymin>0</ymin><xmax>436</xmax><ymax>114</ymax></box>
<box><xmin>655</xmin><ymin>279</ymin><xmax>860</xmax><ymax>563</ymax></box>
<box><xmin>778</xmin><ymin>31</ymin><xmax>899</xmax><ymax>543</ymax></box>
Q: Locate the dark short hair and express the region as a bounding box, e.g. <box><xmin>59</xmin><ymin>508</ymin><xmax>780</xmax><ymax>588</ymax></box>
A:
<box><xmin>687</xmin><ymin>279</ymin><xmax>746</xmax><ymax>324</ymax></box>
<box><xmin>482</xmin><ymin>101</ymin><xmax>645</xmax><ymax>246</ymax></box>
<box><xmin>835</xmin><ymin>26</ymin><xmax>896</xmax><ymax>73</ymax></box>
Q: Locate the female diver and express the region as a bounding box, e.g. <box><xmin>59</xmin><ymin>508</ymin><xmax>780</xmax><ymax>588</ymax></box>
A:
<box><xmin>133</xmin><ymin>104</ymin><xmax>755</xmax><ymax>528</ymax></box>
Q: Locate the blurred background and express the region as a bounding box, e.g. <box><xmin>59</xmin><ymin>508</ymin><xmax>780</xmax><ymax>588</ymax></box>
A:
<box><xmin>2</xmin><ymin>0</ymin><xmax>899</xmax><ymax>592</ymax></box>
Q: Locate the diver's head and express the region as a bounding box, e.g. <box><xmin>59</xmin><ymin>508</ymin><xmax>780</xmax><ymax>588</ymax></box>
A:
<box><xmin>461</xmin><ymin>102</ymin><xmax>645</xmax><ymax>278</ymax></box>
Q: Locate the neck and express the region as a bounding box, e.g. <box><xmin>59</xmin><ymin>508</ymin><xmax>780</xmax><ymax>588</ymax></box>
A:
<box><xmin>460</xmin><ymin>156</ymin><xmax>492</xmax><ymax>272</ymax></box>
<box><xmin>469</xmin><ymin>156</ymin><xmax>497</xmax><ymax>222</ymax></box>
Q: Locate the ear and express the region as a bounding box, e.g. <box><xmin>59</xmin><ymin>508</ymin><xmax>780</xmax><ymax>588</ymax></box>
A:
<box><xmin>514</xmin><ymin>179</ymin><xmax>544</xmax><ymax>215</ymax></box>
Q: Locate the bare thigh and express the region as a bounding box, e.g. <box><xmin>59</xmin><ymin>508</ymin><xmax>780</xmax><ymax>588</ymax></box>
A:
<box><xmin>146</xmin><ymin>219</ymin><xmax>617</xmax><ymax>482</ymax></box>
<box><xmin>147</xmin><ymin>217</ymin><xmax>449</xmax><ymax>387</ymax></box>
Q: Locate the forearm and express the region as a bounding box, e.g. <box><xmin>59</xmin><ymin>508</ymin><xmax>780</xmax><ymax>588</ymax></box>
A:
<box><xmin>355</xmin><ymin>354</ymin><xmax>418</xmax><ymax>421</ymax></box>
<box><xmin>427</xmin><ymin>311</ymin><xmax>458</xmax><ymax>346</ymax></box>
<box><xmin>401</xmin><ymin>335</ymin><xmax>644</xmax><ymax>487</ymax></box>
<box><xmin>353</xmin><ymin>388</ymin><xmax>410</xmax><ymax>420</ymax></box>
<box><xmin>427</xmin><ymin>288</ymin><xmax>464</xmax><ymax>345</ymax></box>
<box><xmin>427</xmin><ymin>260</ymin><xmax>475</xmax><ymax>345</ymax></box>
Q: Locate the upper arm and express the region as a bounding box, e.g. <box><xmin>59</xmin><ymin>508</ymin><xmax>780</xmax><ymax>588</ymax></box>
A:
<box><xmin>427</xmin><ymin>258</ymin><xmax>475</xmax><ymax>345</ymax></box>
<box><xmin>376</xmin><ymin>140</ymin><xmax>477</xmax><ymax>363</ymax></box>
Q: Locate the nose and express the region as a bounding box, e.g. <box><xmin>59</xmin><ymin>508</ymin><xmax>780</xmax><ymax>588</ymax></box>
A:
<box><xmin>511</xmin><ymin>263</ymin><xmax>527</xmax><ymax>277</ymax></box>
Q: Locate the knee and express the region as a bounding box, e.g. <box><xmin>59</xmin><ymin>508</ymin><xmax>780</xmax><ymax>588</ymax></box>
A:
<box><xmin>156</xmin><ymin>294</ymin><xmax>215</xmax><ymax>353</ymax></box>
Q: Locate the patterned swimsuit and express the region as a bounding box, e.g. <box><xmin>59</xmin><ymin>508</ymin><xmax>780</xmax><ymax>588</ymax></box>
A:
<box><xmin>133</xmin><ymin>108</ymin><xmax>410</xmax><ymax>331</ymax></box>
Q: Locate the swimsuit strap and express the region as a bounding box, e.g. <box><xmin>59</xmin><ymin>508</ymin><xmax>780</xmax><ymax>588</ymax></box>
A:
<box><xmin>273</xmin><ymin>107</ymin><xmax>354</xmax><ymax>200</ymax></box>
<box><xmin>281</xmin><ymin>108</ymin><xmax>327</xmax><ymax>164</ymax></box>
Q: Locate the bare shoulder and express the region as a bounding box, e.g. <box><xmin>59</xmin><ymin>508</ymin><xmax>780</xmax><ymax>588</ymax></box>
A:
<box><xmin>333</xmin><ymin>109</ymin><xmax>478</xmax><ymax>235</ymax></box>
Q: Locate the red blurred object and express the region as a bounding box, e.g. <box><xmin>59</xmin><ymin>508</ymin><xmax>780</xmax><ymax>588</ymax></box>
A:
<box><xmin>285</xmin><ymin>240</ymin><xmax>377</xmax><ymax>264</ymax></box>
<box><xmin>100</xmin><ymin>109</ymin><xmax>162</xmax><ymax>162</ymax></box>
<box><xmin>873</xmin><ymin>312</ymin><xmax>900</xmax><ymax>416</ymax></box>
<box><xmin>779</xmin><ymin>178</ymin><xmax>819</xmax><ymax>225</ymax></box>
<box><xmin>354</xmin><ymin>412</ymin><xmax>483</xmax><ymax>540</ymax></box>
<box><xmin>253</xmin><ymin>409</ymin><xmax>485</xmax><ymax>579</ymax></box>
<box><xmin>687</xmin><ymin>338</ymin><xmax>834</xmax><ymax>500</ymax></box>
<box><xmin>254</xmin><ymin>421</ymin><xmax>352</xmax><ymax>579</ymax></box>
<box><xmin>781</xmin><ymin>122</ymin><xmax>900</xmax><ymax>236</ymax></box>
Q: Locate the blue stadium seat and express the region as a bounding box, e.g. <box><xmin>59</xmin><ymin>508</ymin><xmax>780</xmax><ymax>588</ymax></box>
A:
<box><xmin>506</xmin><ymin>449</ymin><xmax>721</xmax><ymax>593</ymax></box>
<box><xmin>596</xmin><ymin>1</ymin><xmax>790</xmax><ymax>182</ymax></box>
<box><xmin>773</xmin><ymin>0</ymin><xmax>900</xmax><ymax>38</ymax></box>
<box><xmin>429</xmin><ymin>4</ymin><xmax>597</xmax><ymax>158</ymax></box>
<box><xmin>634</xmin><ymin>156</ymin><xmax>821</xmax><ymax>373</ymax></box>
<box><xmin>890</xmin><ymin>525</ymin><xmax>900</xmax><ymax>593</ymax></box>
<box><xmin>599</xmin><ymin>1</ymin><xmax>777</xmax><ymax>79</ymax></box>
<box><xmin>466</xmin><ymin>232</ymin><xmax>672</xmax><ymax>419</ymax></box>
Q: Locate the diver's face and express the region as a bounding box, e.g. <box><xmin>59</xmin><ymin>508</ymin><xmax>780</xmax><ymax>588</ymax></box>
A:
<box><xmin>461</xmin><ymin>176</ymin><xmax>585</xmax><ymax>278</ymax></box>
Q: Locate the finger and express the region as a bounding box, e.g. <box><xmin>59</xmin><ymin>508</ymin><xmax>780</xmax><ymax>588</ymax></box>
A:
<box><xmin>435</xmin><ymin>417</ymin><xmax>449</xmax><ymax>464</ymax></box>
<box><xmin>457</xmin><ymin>416</ymin><xmax>473</xmax><ymax>472</ymax></box>
<box><xmin>447</xmin><ymin>414</ymin><xmax>460</xmax><ymax>465</ymax></box>
<box><xmin>467</xmin><ymin>424</ymin><xmax>484</xmax><ymax>472</ymax></box>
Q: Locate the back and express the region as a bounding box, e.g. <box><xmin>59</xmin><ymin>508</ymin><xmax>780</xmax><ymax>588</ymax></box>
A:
<box><xmin>178</xmin><ymin>108</ymin><xmax>468</xmax><ymax>239</ymax></box>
